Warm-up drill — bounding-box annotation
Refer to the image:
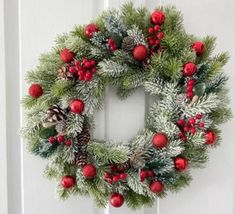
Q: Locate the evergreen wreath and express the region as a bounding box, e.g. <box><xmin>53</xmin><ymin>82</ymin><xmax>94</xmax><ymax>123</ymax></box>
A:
<box><xmin>21</xmin><ymin>3</ymin><xmax>232</xmax><ymax>209</ymax></box>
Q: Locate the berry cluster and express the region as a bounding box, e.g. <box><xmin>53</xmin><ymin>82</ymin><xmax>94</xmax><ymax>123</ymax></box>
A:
<box><xmin>107</xmin><ymin>38</ymin><xmax>117</xmax><ymax>52</ymax></box>
<box><xmin>186</xmin><ymin>79</ymin><xmax>195</xmax><ymax>99</ymax></box>
<box><xmin>48</xmin><ymin>135</ymin><xmax>72</xmax><ymax>146</ymax></box>
<box><xmin>177</xmin><ymin>114</ymin><xmax>204</xmax><ymax>141</ymax></box>
<box><xmin>148</xmin><ymin>26</ymin><xmax>164</xmax><ymax>53</ymax></box>
<box><xmin>140</xmin><ymin>169</ymin><xmax>154</xmax><ymax>182</ymax></box>
<box><xmin>103</xmin><ymin>164</ymin><xmax>127</xmax><ymax>184</ymax></box>
<box><xmin>69</xmin><ymin>58</ymin><xmax>97</xmax><ymax>81</ymax></box>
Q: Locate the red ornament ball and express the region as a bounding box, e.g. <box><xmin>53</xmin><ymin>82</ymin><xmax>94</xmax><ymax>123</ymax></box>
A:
<box><xmin>174</xmin><ymin>157</ymin><xmax>189</xmax><ymax>171</ymax></box>
<box><xmin>70</xmin><ymin>99</ymin><xmax>85</xmax><ymax>114</ymax></box>
<box><xmin>151</xmin><ymin>11</ymin><xmax>166</xmax><ymax>25</ymax></box>
<box><xmin>152</xmin><ymin>133</ymin><xmax>168</xmax><ymax>148</ymax></box>
<box><xmin>82</xmin><ymin>164</ymin><xmax>97</xmax><ymax>179</ymax></box>
<box><xmin>110</xmin><ymin>193</ymin><xmax>124</xmax><ymax>208</ymax></box>
<box><xmin>205</xmin><ymin>130</ymin><xmax>217</xmax><ymax>145</ymax></box>
<box><xmin>60</xmin><ymin>48</ymin><xmax>75</xmax><ymax>63</ymax></box>
<box><xmin>149</xmin><ymin>180</ymin><xmax>164</xmax><ymax>193</ymax></box>
<box><xmin>29</xmin><ymin>84</ymin><xmax>43</xmax><ymax>98</ymax></box>
<box><xmin>61</xmin><ymin>175</ymin><xmax>75</xmax><ymax>189</ymax></box>
<box><xmin>183</xmin><ymin>62</ymin><xmax>197</xmax><ymax>77</ymax></box>
<box><xmin>84</xmin><ymin>23</ymin><xmax>99</xmax><ymax>38</ymax></box>
<box><xmin>133</xmin><ymin>45</ymin><xmax>148</xmax><ymax>61</ymax></box>
<box><xmin>192</xmin><ymin>41</ymin><xmax>205</xmax><ymax>56</ymax></box>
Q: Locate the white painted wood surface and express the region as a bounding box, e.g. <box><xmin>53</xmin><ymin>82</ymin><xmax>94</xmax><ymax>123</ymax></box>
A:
<box><xmin>0</xmin><ymin>0</ymin><xmax>235</xmax><ymax>214</ymax></box>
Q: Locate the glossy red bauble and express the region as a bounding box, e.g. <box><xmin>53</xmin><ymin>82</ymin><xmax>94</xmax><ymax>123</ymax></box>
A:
<box><xmin>29</xmin><ymin>84</ymin><xmax>43</xmax><ymax>98</ymax></box>
<box><xmin>61</xmin><ymin>175</ymin><xmax>76</xmax><ymax>189</ymax></box>
<box><xmin>205</xmin><ymin>130</ymin><xmax>217</xmax><ymax>145</ymax></box>
<box><xmin>149</xmin><ymin>180</ymin><xmax>164</xmax><ymax>193</ymax></box>
<box><xmin>152</xmin><ymin>133</ymin><xmax>168</xmax><ymax>148</ymax></box>
<box><xmin>70</xmin><ymin>99</ymin><xmax>85</xmax><ymax>114</ymax></box>
<box><xmin>82</xmin><ymin>164</ymin><xmax>97</xmax><ymax>179</ymax></box>
<box><xmin>174</xmin><ymin>157</ymin><xmax>189</xmax><ymax>171</ymax></box>
<box><xmin>183</xmin><ymin>62</ymin><xmax>197</xmax><ymax>77</ymax></box>
<box><xmin>192</xmin><ymin>41</ymin><xmax>205</xmax><ymax>56</ymax></box>
<box><xmin>133</xmin><ymin>45</ymin><xmax>148</xmax><ymax>61</ymax></box>
<box><xmin>60</xmin><ymin>48</ymin><xmax>75</xmax><ymax>63</ymax></box>
<box><xmin>151</xmin><ymin>11</ymin><xmax>166</xmax><ymax>25</ymax></box>
<box><xmin>84</xmin><ymin>23</ymin><xmax>99</xmax><ymax>38</ymax></box>
<box><xmin>110</xmin><ymin>193</ymin><xmax>124</xmax><ymax>208</ymax></box>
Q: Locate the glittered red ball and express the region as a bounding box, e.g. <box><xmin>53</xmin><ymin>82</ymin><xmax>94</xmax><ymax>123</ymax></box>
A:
<box><xmin>60</xmin><ymin>48</ymin><xmax>75</xmax><ymax>63</ymax></box>
<box><xmin>70</xmin><ymin>99</ymin><xmax>85</xmax><ymax>114</ymax></box>
<box><xmin>174</xmin><ymin>157</ymin><xmax>189</xmax><ymax>171</ymax></box>
<box><xmin>84</xmin><ymin>23</ymin><xmax>99</xmax><ymax>38</ymax></box>
<box><xmin>205</xmin><ymin>130</ymin><xmax>217</xmax><ymax>145</ymax></box>
<box><xmin>151</xmin><ymin>11</ymin><xmax>166</xmax><ymax>25</ymax></box>
<box><xmin>152</xmin><ymin>133</ymin><xmax>168</xmax><ymax>148</ymax></box>
<box><xmin>61</xmin><ymin>175</ymin><xmax>75</xmax><ymax>189</ymax></box>
<box><xmin>29</xmin><ymin>84</ymin><xmax>43</xmax><ymax>98</ymax></box>
<box><xmin>149</xmin><ymin>180</ymin><xmax>164</xmax><ymax>193</ymax></box>
<box><xmin>133</xmin><ymin>45</ymin><xmax>148</xmax><ymax>61</ymax></box>
<box><xmin>110</xmin><ymin>193</ymin><xmax>124</xmax><ymax>208</ymax></box>
<box><xmin>82</xmin><ymin>164</ymin><xmax>97</xmax><ymax>179</ymax></box>
<box><xmin>183</xmin><ymin>62</ymin><xmax>197</xmax><ymax>77</ymax></box>
<box><xmin>192</xmin><ymin>41</ymin><xmax>205</xmax><ymax>56</ymax></box>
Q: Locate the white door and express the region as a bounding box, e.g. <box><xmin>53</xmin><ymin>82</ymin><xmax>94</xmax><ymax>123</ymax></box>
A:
<box><xmin>1</xmin><ymin>0</ymin><xmax>235</xmax><ymax>214</ymax></box>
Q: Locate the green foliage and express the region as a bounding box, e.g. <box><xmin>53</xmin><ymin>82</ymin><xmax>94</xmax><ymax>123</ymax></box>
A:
<box><xmin>21</xmin><ymin>3</ymin><xmax>232</xmax><ymax>209</ymax></box>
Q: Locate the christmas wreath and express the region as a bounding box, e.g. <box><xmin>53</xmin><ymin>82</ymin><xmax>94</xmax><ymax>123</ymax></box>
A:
<box><xmin>21</xmin><ymin>3</ymin><xmax>232</xmax><ymax>209</ymax></box>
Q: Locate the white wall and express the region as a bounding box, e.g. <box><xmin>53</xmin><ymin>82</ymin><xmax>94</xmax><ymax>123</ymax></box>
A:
<box><xmin>1</xmin><ymin>0</ymin><xmax>235</xmax><ymax>214</ymax></box>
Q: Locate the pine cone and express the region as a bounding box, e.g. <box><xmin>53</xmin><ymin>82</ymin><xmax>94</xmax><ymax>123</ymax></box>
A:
<box><xmin>46</xmin><ymin>105</ymin><xmax>67</xmax><ymax>123</ymax></box>
<box><xmin>77</xmin><ymin>123</ymin><xmax>90</xmax><ymax>146</ymax></box>
<box><xmin>55</xmin><ymin>120</ymin><xmax>66</xmax><ymax>133</ymax></box>
<box><xmin>121</xmin><ymin>36</ymin><xmax>136</xmax><ymax>52</ymax></box>
<box><xmin>116</xmin><ymin>160</ymin><xmax>130</xmax><ymax>172</ymax></box>
<box><xmin>75</xmin><ymin>152</ymin><xmax>87</xmax><ymax>167</ymax></box>
<box><xmin>57</xmin><ymin>66</ymin><xmax>73</xmax><ymax>80</ymax></box>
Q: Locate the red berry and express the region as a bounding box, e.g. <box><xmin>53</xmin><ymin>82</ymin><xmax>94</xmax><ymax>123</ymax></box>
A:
<box><xmin>64</xmin><ymin>140</ymin><xmax>72</xmax><ymax>146</ymax></box>
<box><xmin>149</xmin><ymin>181</ymin><xmax>164</xmax><ymax>193</ymax></box>
<box><xmin>190</xmin><ymin>127</ymin><xmax>196</xmax><ymax>135</ymax></box>
<box><xmin>82</xmin><ymin>164</ymin><xmax>97</xmax><ymax>179</ymax></box>
<box><xmin>152</xmin><ymin>133</ymin><xmax>168</xmax><ymax>148</ymax></box>
<box><xmin>84</xmin><ymin>61</ymin><xmax>92</xmax><ymax>69</ymax></box>
<box><xmin>60</xmin><ymin>48</ymin><xmax>75</xmax><ymax>63</ymax></box>
<box><xmin>85</xmin><ymin>71</ymin><xmax>92</xmax><ymax>81</ymax></box>
<box><xmin>146</xmin><ymin>170</ymin><xmax>154</xmax><ymax>177</ymax></box>
<box><xmin>79</xmin><ymin>75</ymin><xmax>85</xmax><ymax>81</ymax></box>
<box><xmin>148</xmin><ymin>27</ymin><xmax>154</xmax><ymax>34</ymax></box>
<box><xmin>181</xmin><ymin>135</ymin><xmax>187</xmax><ymax>142</ymax></box>
<box><xmin>186</xmin><ymin>91</ymin><xmax>194</xmax><ymax>99</ymax></box>
<box><xmin>70</xmin><ymin>99</ymin><xmax>85</xmax><ymax>114</ymax></box>
<box><xmin>196</xmin><ymin>114</ymin><xmax>202</xmax><ymax>119</ymax></box>
<box><xmin>205</xmin><ymin>130</ymin><xmax>217</xmax><ymax>145</ymax></box>
<box><xmin>112</xmin><ymin>175</ymin><xmax>120</xmax><ymax>182</ymax></box>
<box><xmin>69</xmin><ymin>66</ymin><xmax>76</xmax><ymax>74</ymax></box>
<box><xmin>148</xmin><ymin>39</ymin><xmax>155</xmax><ymax>47</ymax></box>
<box><xmin>198</xmin><ymin>122</ymin><xmax>205</xmax><ymax>128</ymax></box>
<box><xmin>189</xmin><ymin>118</ymin><xmax>196</xmax><ymax>125</ymax></box>
<box><xmin>154</xmin><ymin>25</ymin><xmax>161</xmax><ymax>31</ymax></box>
<box><xmin>177</xmin><ymin>119</ymin><xmax>185</xmax><ymax>127</ymax></box>
<box><xmin>174</xmin><ymin>157</ymin><xmax>189</xmax><ymax>171</ymax></box>
<box><xmin>107</xmin><ymin>178</ymin><xmax>113</xmax><ymax>184</ymax></box>
<box><xmin>151</xmin><ymin>11</ymin><xmax>165</xmax><ymax>25</ymax></box>
<box><xmin>187</xmin><ymin>79</ymin><xmax>195</xmax><ymax>86</ymax></box>
<box><xmin>104</xmin><ymin>172</ymin><xmax>111</xmax><ymax>179</ymax></box>
<box><xmin>187</xmin><ymin>85</ymin><xmax>194</xmax><ymax>92</ymax></box>
<box><xmin>110</xmin><ymin>44</ymin><xmax>117</xmax><ymax>51</ymax></box>
<box><xmin>82</xmin><ymin>58</ymin><xmax>88</xmax><ymax>65</ymax></box>
<box><xmin>61</xmin><ymin>175</ymin><xmax>76</xmax><ymax>189</ymax></box>
<box><xmin>110</xmin><ymin>193</ymin><xmax>124</xmax><ymax>208</ymax></box>
<box><xmin>48</xmin><ymin>136</ymin><xmax>56</xmax><ymax>144</ymax></box>
<box><xmin>157</xmin><ymin>32</ymin><xmax>164</xmax><ymax>40</ymax></box>
<box><xmin>155</xmin><ymin>39</ymin><xmax>161</xmax><ymax>46</ymax></box>
<box><xmin>29</xmin><ymin>84</ymin><xmax>43</xmax><ymax>98</ymax></box>
<box><xmin>120</xmin><ymin>173</ymin><xmax>127</xmax><ymax>180</ymax></box>
<box><xmin>90</xmin><ymin>60</ymin><xmax>96</xmax><ymax>66</ymax></box>
<box><xmin>78</xmin><ymin>69</ymin><xmax>86</xmax><ymax>77</ymax></box>
<box><xmin>108</xmin><ymin>38</ymin><xmax>115</xmax><ymax>46</ymax></box>
<box><xmin>183</xmin><ymin>126</ymin><xmax>189</xmax><ymax>132</ymax></box>
<box><xmin>84</xmin><ymin>23</ymin><xmax>99</xmax><ymax>38</ymax></box>
<box><xmin>74</xmin><ymin>60</ymin><xmax>80</xmax><ymax>67</ymax></box>
<box><xmin>57</xmin><ymin>135</ymin><xmax>65</xmax><ymax>143</ymax></box>
<box><xmin>140</xmin><ymin>170</ymin><xmax>147</xmax><ymax>181</ymax></box>
<box><xmin>183</xmin><ymin>62</ymin><xmax>197</xmax><ymax>77</ymax></box>
<box><xmin>133</xmin><ymin>45</ymin><xmax>148</xmax><ymax>61</ymax></box>
<box><xmin>192</xmin><ymin>41</ymin><xmax>205</xmax><ymax>56</ymax></box>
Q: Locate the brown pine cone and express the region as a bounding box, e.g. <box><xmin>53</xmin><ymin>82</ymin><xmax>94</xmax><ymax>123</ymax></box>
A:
<box><xmin>77</xmin><ymin>122</ymin><xmax>90</xmax><ymax>146</ymax></box>
<box><xmin>75</xmin><ymin>152</ymin><xmax>87</xmax><ymax>167</ymax></box>
<box><xmin>57</xmin><ymin>66</ymin><xmax>74</xmax><ymax>80</ymax></box>
<box><xmin>121</xmin><ymin>36</ymin><xmax>136</xmax><ymax>52</ymax></box>
<box><xmin>46</xmin><ymin>105</ymin><xmax>67</xmax><ymax>123</ymax></box>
